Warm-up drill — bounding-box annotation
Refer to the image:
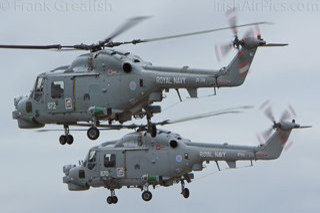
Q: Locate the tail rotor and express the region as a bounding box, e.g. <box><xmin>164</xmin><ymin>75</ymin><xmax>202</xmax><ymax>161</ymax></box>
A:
<box><xmin>258</xmin><ymin>101</ymin><xmax>300</xmax><ymax>149</ymax></box>
<box><xmin>215</xmin><ymin>7</ymin><xmax>287</xmax><ymax>62</ymax></box>
<box><xmin>215</xmin><ymin>7</ymin><xmax>263</xmax><ymax>62</ymax></box>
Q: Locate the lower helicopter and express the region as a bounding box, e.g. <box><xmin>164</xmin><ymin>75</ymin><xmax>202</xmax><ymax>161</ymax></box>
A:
<box><xmin>62</xmin><ymin>106</ymin><xmax>310</xmax><ymax>204</ymax></box>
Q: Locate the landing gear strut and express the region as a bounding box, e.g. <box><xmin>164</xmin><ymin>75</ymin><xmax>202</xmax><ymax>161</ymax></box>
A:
<box><xmin>59</xmin><ymin>125</ymin><xmax>73</xmax><ymax>145</ymax></box>
<box><xmin>87</xmin><ymin>117</ymin><xmax>100</xmax><ymax>140</ymax></box>
<box><xmin>106</xmin><ymin>189</ymin><xmax>118</xmax><ymax>204</ymax></box>
<box><xmin>141</xmin><ymin>184</ymin><xmax>152</xmax><ymax>202</ymax></box>
<box><xmin>181</xmin><ymin>180</ymin><xmax>190</xmax><ymax>198</ymax></box>
<box><xmin>146</xmin><ymin>112</ymin><xmax>157</xmax><ymax>138</ymax></box>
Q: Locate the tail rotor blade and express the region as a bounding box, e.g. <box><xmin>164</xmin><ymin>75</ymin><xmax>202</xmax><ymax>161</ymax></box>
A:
<box><xmin>264</xmin><ymin>106</ymin><xmax>275</xmax><ymax>122</ymax></box>
<box><xmin>257</xmin><ymin>134</ymin><xmax>265</xmax><ymax>145</ymax></box>
<box><xmin>243</xmin><ymin>28</ymin><xmax>255</xmax><ymax>40</ymax></box>
<box><xmin>259</xmin><ymin>99</ymin><xmax>271</xmax><ymax>110</ymax></box>
<box><xmin>262</xmin><ymin>127</ymin><xmax>273</xmax><ymax>140</ymax></box>
<box><xmin>215</xmin><ymin>45</ymin><xmax>221</xmax><ymax>62</ymax></box>
<box><xmin>288</xmin><ymin>105</ymin><xmax>297</xmax><ymax>117</ymax></box>
<box><xmin>226</xmin><ymin>7</ymin><xmax>238</xmax><ymax>36</ymax></box>
<box><xmin>280</xmin><ymin>109</ymin><xmax>291</xmax><ymax>122</ymax></box>
<box><xmin>255</xmin><ymin>24</ymin><xmax>261</xmax><ymax>35</ymax></box>
<box><xmin>215</xmin><ymin>42</ymin><xmax>233</xmax><ymax>61</ymax></box>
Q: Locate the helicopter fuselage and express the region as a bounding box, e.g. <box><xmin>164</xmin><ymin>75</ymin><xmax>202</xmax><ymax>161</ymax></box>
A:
<box><xmin>12</xmin><ymin>49</ymin><xmax>223</xmax><ymax>129</ymax></box>
<box><xmin>62</xmin><ymin>123</ymin><xmax>295</xmax><ymax>200</ymax></box>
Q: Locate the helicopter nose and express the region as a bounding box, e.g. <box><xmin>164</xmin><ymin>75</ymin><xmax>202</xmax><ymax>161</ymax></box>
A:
<box><xmin>14</xmin><ymin>96</ymin><xmax>23</xmax><ymax>109</ymax></box>
<box><xmin>63</xmin><ymin>164</ymin><xmax>77</xmax><ymax>183</ymax></box>
<box><xmin>12</xmin><ymin>97</ymin><xmax>28</xmax><ymax>119</ymax></box>
<box><xmin>12</xmin><ymin>97</ymin><xmax>44</xmax><ymax>128</ymax></box>
<box><xmin>63</xmin><ymin>165</ymin><xmax>89</xmax><ymax>191</ymax></box>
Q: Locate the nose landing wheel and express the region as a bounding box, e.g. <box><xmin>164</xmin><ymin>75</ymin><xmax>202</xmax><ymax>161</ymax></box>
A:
<box><xmin>106</xmin><ymin>189</ymin><xmax>118</xmax><ymax>204</ymax></box>
<box><xmin>106</xmin><ymin>196</ymin><xmax>118</xmax><ymax>204</ymax></box>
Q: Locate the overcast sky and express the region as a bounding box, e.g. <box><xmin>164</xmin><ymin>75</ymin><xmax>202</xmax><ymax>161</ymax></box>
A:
<box><xmin>0</xmin><ymin>0</ymin><xmax>319</xmax><ymax>212</ymax></box>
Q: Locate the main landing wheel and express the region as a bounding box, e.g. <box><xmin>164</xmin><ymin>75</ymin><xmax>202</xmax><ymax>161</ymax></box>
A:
<box><xmin>150</xmin><ymin>124</ymin><xmax>157</xmax><ymax>138</ymax></box>
<box><xmin>142</xmin><ymin>191</ymin><xmax>152</xmax><ymax>202</ymax></box>
<box><xmin>87</xmin><ymin>127</ymin><xmax>100</xmax><ymax>140</ymax></box>
<box><xmin>182</xmin><ymin>188</ymin><xmax>190</xmax><ymax>199</ymax></box>
<box><xmin>106</xmin><ymin>196</ymin><xmax>118</xmax><ymax>204</ymax></box>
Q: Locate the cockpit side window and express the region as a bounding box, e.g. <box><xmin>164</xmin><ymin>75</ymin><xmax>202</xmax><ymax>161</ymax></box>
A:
<box><xmin>36</xmin><ymin>77</ymin><xmax>44</xmax><ymax>92</ymax></box>
<box><xmin>51</xmin><ymin>81</ymin><xmax>64</xmax><ymax>99</ymax></box>
<box><xmin>34</xmin><ymin>77</ymin><xmax>45</xmax><ymax>102</ymax></box>
<box><xmin>104</xmin><ymin>153</ymin><xmax>116</xmax><ymax>168</ymax></box>
<box><xmin>87</xmin><ymin>150</ymin><xmax>96</xmax><ymax>170</ymax></box>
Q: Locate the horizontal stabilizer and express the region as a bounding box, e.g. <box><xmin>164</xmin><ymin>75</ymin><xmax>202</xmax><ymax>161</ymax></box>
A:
<box><xmin>226</xmin><ymin>161</ymin><xmax>236</xmax><ymax>168</ymax></box>
<box><xmin>261</xmin><ymin>43</ymin><xmax>288</xmax><ymax>47</ymax></box>
<box><xmin>187</xmin><ymin>88</ymin><xmax>198</xmax><ymax>98</ymax></box>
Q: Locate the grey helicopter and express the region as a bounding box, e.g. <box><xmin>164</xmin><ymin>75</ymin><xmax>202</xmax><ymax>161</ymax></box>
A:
<box><xmin>7</xmin><ymin>12</ymin><xmax>287</xmax><ymax>145</ymax></box>
<box><xmin>62</xmin><ymin>106</ymin><xmax>310</xmax><ymax>204</ymax></box>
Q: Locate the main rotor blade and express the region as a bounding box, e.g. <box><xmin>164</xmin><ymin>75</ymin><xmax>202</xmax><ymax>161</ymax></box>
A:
<box><xmin>119</xmin><ymin>22</ymin><xmax>272</xmax><ymax>45</ymax></box>
<box><xmin>0</xmin><ymin>16</ymin><xmax>150</xmax><ymax>51</ymax></box>
<box><xmin>0</xmin><ymin>44</ymin><xmax>65</xmax><ymax>50</ymax></box>
<box><xmin>156</xmin><ymin>105</ymin><xmax>253</xmax><ymax>126</ymax></box>
<box><xmin>37</xmin><ymin>128</ymin><xmax>89</xmax><ymax>132</ymax></box>
<box><xmin>0</xmin><ymin>44</ymin><xmax>90</xmax><ymax>51</ymax></box>
<box><xmin>100</xmin><ymin>16</ymin><xmax>151</xmax><ymax>45</ymax></box>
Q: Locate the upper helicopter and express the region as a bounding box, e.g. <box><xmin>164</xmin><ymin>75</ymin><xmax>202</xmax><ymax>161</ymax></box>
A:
<box><xmin>6</xmin><ymin>10</ymin><xmax>287</xmax><ymax>145</ymax></box>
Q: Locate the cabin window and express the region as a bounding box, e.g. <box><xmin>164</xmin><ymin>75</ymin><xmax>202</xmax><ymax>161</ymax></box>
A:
<box><xmin>51</xmin><ymin>81</ymin><xmax>64</xmax><ymax>99</ymax></box>
<box><xmin>104</xmin><ymin>154</ymin><xmax>116</xmax><ymax>168</ymax></box>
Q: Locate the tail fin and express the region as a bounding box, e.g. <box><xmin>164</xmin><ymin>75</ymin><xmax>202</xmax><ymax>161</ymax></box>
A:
<box><xmin>256</xmin><ymin>128</ymin><xmax>292</xmax><ymax>160</ymax></box>
<box><xmin>217</xmin><ymin>45</ymin><xmax>257</xmax><ymax>87</ymax></box>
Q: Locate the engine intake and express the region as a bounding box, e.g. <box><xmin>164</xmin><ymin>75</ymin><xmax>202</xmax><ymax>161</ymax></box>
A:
<box><xmin>123</xmin><ymin>62</ymin><xmax>132</xmax><ymax>73</ymax></box>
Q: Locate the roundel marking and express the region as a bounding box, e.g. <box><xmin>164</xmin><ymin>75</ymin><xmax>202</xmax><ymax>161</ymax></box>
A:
<box><xmin>176</xmin><ymin>155</ymin><xmax>183</xmax><ymax>163</ymax></box>
<box><xmin>129</xmin><ymin>81</ymin><xmax>137</xmax><ymax>91</ymax></box>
